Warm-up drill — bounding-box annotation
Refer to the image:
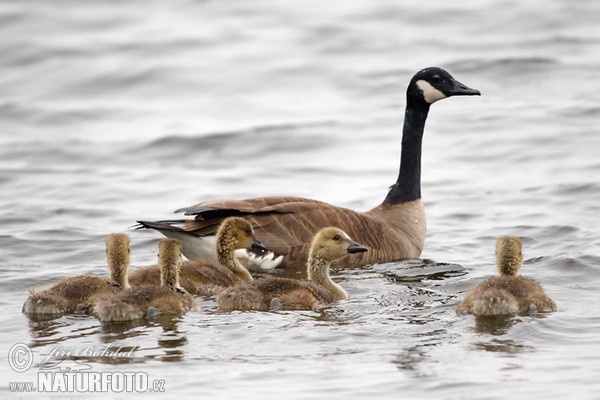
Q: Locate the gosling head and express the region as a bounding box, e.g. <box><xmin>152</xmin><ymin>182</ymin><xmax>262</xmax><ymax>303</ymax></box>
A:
<box><xmin>216</xmin><ymin>217</ymin><xmax>267</xmax><ymax>252</ymax></box>
<box><xmin>495</xmin><ymin>236</ymin><xmax>523</xmax><ymax>277</ymax></box>
<box><xmin>105</xmin><ymin>233</ymin><xmax>131</xmax><ymax>288</ymax></box>
<box><xmin>158</xmin><ymin>238</ymin><xmax>183</xmax><ymax>287</ymax></box>
<box><xmin>408</xmin><ymin>67</ymin><xmax>480</xmax><ymax>105</ymax></box>
<box><xmin>310</xmin><ymin>227</ymin><xmax>368</xmax><ymax>262</ymax></box>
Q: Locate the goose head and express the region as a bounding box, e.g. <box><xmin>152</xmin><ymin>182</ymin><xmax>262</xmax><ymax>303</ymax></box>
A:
<box><xmin>310</xmin><ymin>227</ymin><xmax>368</xmax><ymax>262</ymax></box>
<box><xmin>495</xmin><ymin>236</ymin><xmax>523</xmax><ymax>276</ymax></box>
<box><xmin>105</xmin><ymin>233</ymin><xmax>131</xmax><ymax>288</ymax></box>
<box><xmin>158</xmin><ymin>238</ymin><xmax>183</xmax><ymax>287</ymax></box>
<box><xmin>217</xmin><ymin>217</ymin><xmax>267</xmax><ymax>252</ymax></box>
<box><xmin>408</xmin><ymin>67</ymin><xmax>480</xmax><ymax>105</ymax></box>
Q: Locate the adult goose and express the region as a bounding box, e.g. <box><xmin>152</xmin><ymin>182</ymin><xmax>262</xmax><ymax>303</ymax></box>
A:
<box><xmin>456</xmin><ymin>237</ymin><xmax>557</xmax><ymax>316</ymax></box>
<box><xmin>137</xmin><ymin>67</ymin><xmax>480</xmax><ymax>269</ymax></box>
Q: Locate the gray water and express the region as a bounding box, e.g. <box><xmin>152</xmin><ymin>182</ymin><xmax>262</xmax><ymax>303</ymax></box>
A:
<box><xmin>1</xmin><ymin>0</ymin><xmax>600</xmax><ymax>398</ymax></box>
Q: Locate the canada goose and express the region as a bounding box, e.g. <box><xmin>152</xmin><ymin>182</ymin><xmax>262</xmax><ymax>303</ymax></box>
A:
<box><xmin>136</xmin><ymin>67</ymin><xmax>480</xmax><ymax>269</ymax></box>
<box><xmin>94</xmin><ymin>238</ymin><xmax>200</xmax><ymax>322</ymax></box>
<box><xmin>22</xmin><ymin>233</ymin><xmax>131</xmax><ymax>316</ymax></box>
<box><xmin>456</xmin><ymin>236</ymin><xmax>557</xmax><ymax>316</ymax></box>
<box><xmin>216</xmin><ymin>227</ymin><xmax>367</xmax><ymax>311</ymax></box>
<box><xmin>128</xmin><ymin>217</ymin><xmax>266</xmax><ymax>296</ymax></box>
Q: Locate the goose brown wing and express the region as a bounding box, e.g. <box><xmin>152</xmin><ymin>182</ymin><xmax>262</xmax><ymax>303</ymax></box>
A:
<box><xmin>141</xmin><ymin>196</ymin><xmax>424</xmax><ymax>269</ymax></box>
<box><xmin>178</xmin><ymin>196</ymin><xmax>377</xmax><ymax>267</ymax></box>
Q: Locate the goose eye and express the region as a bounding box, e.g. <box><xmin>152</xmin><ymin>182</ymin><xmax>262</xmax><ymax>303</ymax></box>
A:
<box><xmin>332</xmin><ymin>235</ymin><xmax>341</xmax><ymax>241</ymax></box>
<box><xmin>431</xmin><ymin>74</ymin><xmax>441</xmax><ymax>81</ymax></box>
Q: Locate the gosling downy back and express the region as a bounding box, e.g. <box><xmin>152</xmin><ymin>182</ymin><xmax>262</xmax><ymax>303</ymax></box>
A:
<box><xmin>23</xmin><ymin>233</ymin><xmax>131</xmax><ymax>316</ymax></box>
<box><xmin>94</xmin><ymin>238</ymin><xmax>199</xmax><ymax>322</ymax></box>
<box><xmin>456</xmin><ymin>236</ymin><xmax>557</xmax><ymax>316</ymax></box>
<box><xmin>136</xmin><ymin>67</ymin><xmax>480</xmax><ymax>270</ymax></box>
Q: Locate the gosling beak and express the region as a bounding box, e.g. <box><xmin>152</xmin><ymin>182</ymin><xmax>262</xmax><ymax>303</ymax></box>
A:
<box><xmin>251</xmin><ymin>236</ymin><xmax>267</xmax><ymax>252</ymax></box>
<box><xmin>346</xmin><ymin>240</ymin><xmax>368</xmax><ymax>254</ymax></box>
<box><xmin>449</xmin><ymin>79</ymin><xmax>481</xmax><ymax>96</ymax></box>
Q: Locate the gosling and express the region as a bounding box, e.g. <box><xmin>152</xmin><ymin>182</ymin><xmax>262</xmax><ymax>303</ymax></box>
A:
<box><xmin>93</xmin><ymin>238</ymin><xmax>200</xmax><ymax>322</ymax></box>
<box><xmin>128</xmin><ymin>217</ymin><xmax>266</xmax><ymax>296</ymax></box>
<box><xmin>216</xmin><ymin>227</ymin><xmax>368</xmax><ymax>311</ymax></box>
<box><xmin>22</xmin><ymin>233</ymin><xmax>131</xmax><ymax>316</ymax></box>
<box><xmin>456</xmin><ymin>236</ymin><xmax>557</xmax><ymax>316</ymax></box>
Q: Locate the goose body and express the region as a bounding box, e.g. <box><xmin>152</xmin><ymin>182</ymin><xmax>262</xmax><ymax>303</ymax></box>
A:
<box><xmin>216</xmin><ymin>227</ymin><xmax>367</xmax><ymax>311</ymax></box>
<box><xmin>137</xmin><ymin>67</ymin><xmax>479</xmax><ymax>269</ymax></box>
<box><xmin>94</xmin><ymin>239</ymin><xmax>199</xmax><ymax>322</ymax></box>
<box><xmin>22</xmin><ymin>233</ymin><xmax>131</xmax><ymax>316</ymax></box>
<box><xmin>456</xmin><ymin>237</ymin><xmax>557</xmax><ymax>316</ymax></box>
<box><xmin>128</xmin><ymin>217</ymin><xmax>266</xmax><ymax>296</ymax></box>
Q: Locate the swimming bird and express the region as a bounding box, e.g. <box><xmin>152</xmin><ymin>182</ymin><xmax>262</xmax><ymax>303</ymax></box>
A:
<box><xmin>136</xmin><ymin>67</ymin><xmax>480</xmax><ymax>269</ymax></box>
<box><xmin>456</xmin><ymin>236</ymin><xmax>557</xmax><ymax>316</ymax></box>
<box><xmin>128</xmin><ymin>217</ymin><xmax>266</xmax><ymax>296</ymax></box>
<box><xmin>93</xmin><ymin>238</ymin><xmax>200</xmax><ymax>322</ymax></box>
<box><xmin>22</xmin><ymin>233</ymin><xmax>131</xmax><ymax>316</ymax></box>
<box><xmin>216</xmin><ymin>227</ymin><xmax>367</xmax><ymax>311</ymax></box>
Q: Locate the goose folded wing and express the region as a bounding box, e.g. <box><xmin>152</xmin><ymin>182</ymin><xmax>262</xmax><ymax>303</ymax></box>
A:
<box><xmin>178</xmin><ymin>196</ymin><xmax>368</xmax><ymax>260</ymax></box>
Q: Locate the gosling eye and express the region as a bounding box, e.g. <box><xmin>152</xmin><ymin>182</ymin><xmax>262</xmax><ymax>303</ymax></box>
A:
<box><xmin>244</xmin><ymin>228</ymin><xmax>251</xmax><ymax>235</ymax></box>
<box><xmin>332</xmin><ymin>235</ymin><xmax>341</xmax><ymax>241</ymax></box>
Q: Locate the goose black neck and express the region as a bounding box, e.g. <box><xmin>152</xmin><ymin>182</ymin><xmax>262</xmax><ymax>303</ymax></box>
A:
<box><xmin>384</xmin><ymin>102</ymin><xmax>430</xmax><ymax>205</ymax></box>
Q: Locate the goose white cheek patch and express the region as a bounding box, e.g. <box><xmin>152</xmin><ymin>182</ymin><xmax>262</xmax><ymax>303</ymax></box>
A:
<box><xmin>416</xmin><ymin>80</ymin><xmax>447</xmax><ymax>104</ymax></box>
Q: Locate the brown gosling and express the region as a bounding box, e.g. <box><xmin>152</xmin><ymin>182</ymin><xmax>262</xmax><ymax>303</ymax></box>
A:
<box><xmin>128</xmin><ymin>217</ymin><xmax>266</xmax><ymax>296</ymax></box>
<box><xmin>22</xmin><ymin>233</ymin><xmax>131</xmax><ymax>316</ymax></box>
<box><xmin>216</xmin><ymin>227</ymin><xmax>368</xmax><ymax>311</ymax></box>
<box><xmin>93</xmin><ymin>238</ymin><xmax>200</xmax><ymax>322</ymax></box>
<box><xmin>456</xmin><ymin>236</ymin><xmax>557</xmax><ymax>316</ymax></box>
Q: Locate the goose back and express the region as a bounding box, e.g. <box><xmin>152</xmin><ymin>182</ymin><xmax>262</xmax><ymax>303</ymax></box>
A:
<box><xmin>172</xmin><ymin>196</ymin><xmax>425</xmax><ymax>270</ymax></box>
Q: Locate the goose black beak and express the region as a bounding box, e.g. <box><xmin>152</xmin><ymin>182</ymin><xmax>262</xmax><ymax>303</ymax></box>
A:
<box><xmin>346</xmin><ymin>240</ymin><xmax>368</xmax><ymax>254</ymax></box>
<box><xmin>251</xmin><ymin>236</ymin><xmax>267</xmax><ymax>251</ymax></box>
<box><xmin>449</xmin><ymin>79</ymin><xmax>481</xmax><ymax>96</ymax></box>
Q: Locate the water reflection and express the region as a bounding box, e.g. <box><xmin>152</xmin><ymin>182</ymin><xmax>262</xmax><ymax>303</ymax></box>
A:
<box><xmin>468</xmin><ymin>315</ymin><xmax>541</xmax><ymax>355</ymax></box>
<box><xmin>471</xmin><ymin>338</ymin><xmax>534</xmax><ymax>355</ymax></box>
<box><xmin>27</xmin><ymin>315</ymin><xmax>100</xmax><ymax>348</ymax></box>
<box><xmin>97</xmin><ymin>315</ymin><xmax>189</xmax><ymax>363</ymax></box>
<box><xmin>26</xmin><ymin>313</ymin><xmax>191</xmax><ymax>365</ymax></box>
<box><xmin>393</xmin><ymin>345</ymin><xmax>429</xmax><ymax>373</ymax></box>
<box><xmin>472</xmin><ymin>315</ymin><xmax>519</xmax><ymax>335</ymax></box>
<box><xmin>27</xmin><ymin>318</ymin><xmax>69</xmax><ymax>342</ymax></box>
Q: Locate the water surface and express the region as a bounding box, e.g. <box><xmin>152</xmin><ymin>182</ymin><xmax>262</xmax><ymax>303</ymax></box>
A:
<box><xmin>1</xmin><ymin>0</ymin><xmax>600</xmax><ymax>398</ymax></box>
